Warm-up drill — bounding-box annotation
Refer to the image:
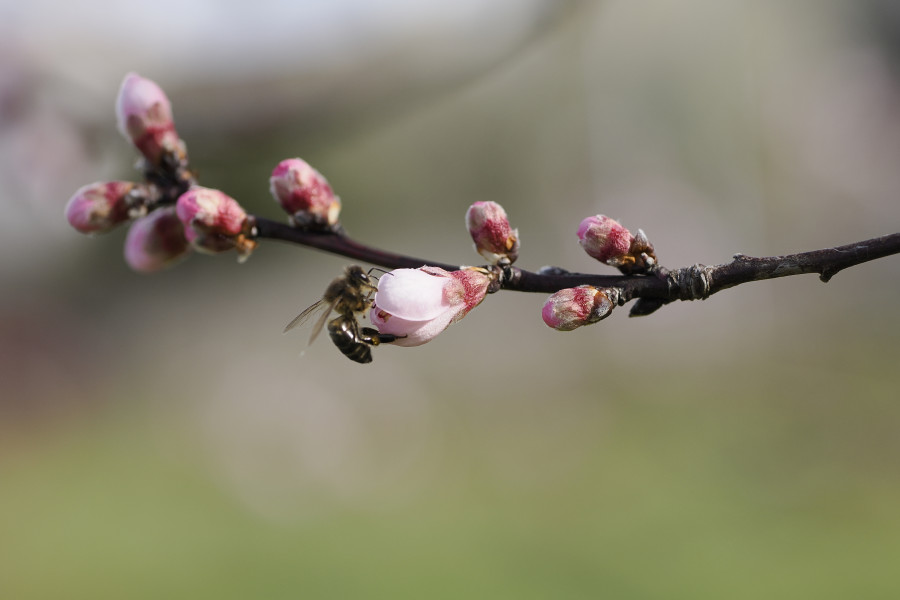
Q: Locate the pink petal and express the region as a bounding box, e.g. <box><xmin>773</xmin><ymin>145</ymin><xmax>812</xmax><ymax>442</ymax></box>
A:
<box><xmin>370</xmin><ymin>303</ymin><xmax>461</xmax><ymax>347</ymax></box>
<box><xmin>373</xmin><ymin>268</ymin><xmax>450</xmax><ymax>321</ymax></box>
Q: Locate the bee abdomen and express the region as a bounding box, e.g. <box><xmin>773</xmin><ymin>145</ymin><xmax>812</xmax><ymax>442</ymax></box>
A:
<box><xmin>328</xmin><ymin>317</ymin><xmax>373</xmax><ymax>364</ymax></box>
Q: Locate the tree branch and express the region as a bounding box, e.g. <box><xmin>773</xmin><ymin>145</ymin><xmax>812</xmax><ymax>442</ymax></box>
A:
<box><xmin>254</xmin><ymin>217</ymin><xmax>460</xmax><ymax>271</ymax></box>
<box><xmin>252</xmin><ymin>217</ymin><xmax>900</xmax><ymax>311</ymax></box>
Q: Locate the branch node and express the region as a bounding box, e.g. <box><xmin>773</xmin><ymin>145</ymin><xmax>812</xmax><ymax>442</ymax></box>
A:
<box><xmin>486</xmin><ymin>265</ymin><xmax>506</xmax><ymax>294</ymax></box>
<box><xmin>669</xmin><ymin>264</ymin><xmax>714</xmax><ymax>301</ymax></box>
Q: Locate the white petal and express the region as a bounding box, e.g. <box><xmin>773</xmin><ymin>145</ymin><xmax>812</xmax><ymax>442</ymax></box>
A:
<box><xmin>370</xmin><ymin>304</ymin><xmax>460</xmax><ymax>347</ymax></box>
<box><xmin>374</xmin><ymin>268</ymin><xmax>449</xmax><ymax>320</ymax></box>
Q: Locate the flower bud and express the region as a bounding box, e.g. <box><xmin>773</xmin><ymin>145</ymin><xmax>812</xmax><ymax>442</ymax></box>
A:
<box><xmin>124</xmin><ymin>207</ymin><xmax>190</xmax><ymax>272</ymax></box>
<box><xmin>65</xmin><ymin>181</ymin><xmax>136</xmax><ymax>234</ymax></box>
<box><xmin>465</xmin><ymin>201</ymin><xmax>519</xmax><ymax>264</ymax></box>
<box><xmin>269</xmin><ymin>158</ymin><xmax>341</xmax><ymax>228</ymax></box>
<box><xmin>175</xmin><ymin>187</ymin><xmax>255</xmax><ymax>257</ymax></box>
<box><xmin>115</xmin><ymin>73</ymin><xmax>181</xmax><ymax>167</ymax></box>
<box><xmin>370</xmin><ymin>266</ymin><xmax>492</xmax><ymax>347</ymax></box>
<box><xmin>542</xmin><ymin>286</ymin><xmax>615</xmax><ymax>331</ymax></box>
<box><xmin>577</xmin><ymin>215</ymin><xmax>634</xmax><ymax>266</ymax></box>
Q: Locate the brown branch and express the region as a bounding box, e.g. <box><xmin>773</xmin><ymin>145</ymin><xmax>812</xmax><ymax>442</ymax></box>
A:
<box><xmin>253</xmin><ymin>217</ymin><xmax>460</xmax><ymax>271</ymax></box>
<box><xmin>707</xmin><ymin>233</ymin><xmax>900</xmax><ymax>289</ymax></box>
<box><xmin>252</xmin><ymin>217</ymin><xmax>900</xmax><ymax>312</ymax></box>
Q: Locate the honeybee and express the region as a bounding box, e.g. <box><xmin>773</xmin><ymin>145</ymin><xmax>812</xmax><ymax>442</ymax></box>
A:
<box><xmin>284</xmin><ymin>265</ymin><xmax>400</xmax><ymax>363</ymax></box>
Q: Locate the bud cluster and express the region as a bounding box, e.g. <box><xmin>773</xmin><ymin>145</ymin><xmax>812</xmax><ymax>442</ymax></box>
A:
<box><xmin>65</xmin><ymin>72</ymin><xmax>669</xmax><ymax>363</ymax></box>
<box><xmin>66</xmin><ymin>73</ymin><xmax>365</xmax><ymax>272</ymax></box>
<box><xmin>67</xmin><ymin>73</ymin><xmax>194</xmax><ymax>270</ymax></box>
<box><xmin>539</xmin><ymin>214</ymin><xmax>659</xmax><ymax>332</ymax></box>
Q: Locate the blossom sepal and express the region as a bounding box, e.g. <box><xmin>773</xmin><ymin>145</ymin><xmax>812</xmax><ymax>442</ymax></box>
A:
<box><xmin>627</xmin><ymin>228</ymin><xmax>657</xmax><ymax>274</ymax></box>
<box><xmin>465</xmin><ymin>201</ymin><xmax>519</xmax><ymax>265</ymax></box>
<box><xmin>175</xmin><ymin>187</ymin><xmax>257</xmax><ymax>260</ymax></box>
<box><xmin>541</xmin><ymin>286</ymin><xmax>618</xmax><ymax>331</ymax></box>
<box><xmin>269</xmin><ymin>158</ymin><xmax>341</xmax><ymax>229</ymax></box>
<box><xmin>370</xmin><ymin>266</ymin><xmax>492</xmax><ymax>347</ymax></box>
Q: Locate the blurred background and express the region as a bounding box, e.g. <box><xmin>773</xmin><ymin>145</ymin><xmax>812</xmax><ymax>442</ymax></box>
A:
<box><xmin>2</xmin><ymin>0</ymin><xmax>900</xmax><ymax>598</ymax></box>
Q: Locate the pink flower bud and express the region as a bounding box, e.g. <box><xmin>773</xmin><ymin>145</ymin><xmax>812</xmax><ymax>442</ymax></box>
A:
<box><xmin>175</xmin><ymin>187</ymin><xmax>255</xmax><ymax>257</ymax></box>
<box><xmin>124</xmin><ymin>207</ymin><xmax>190</xmax><ymax>272</ymax></box>
<box><xmin>269</xmin><ymin>158</ymin><xmax>341</xmax><ymax>228</ymax></box>
<box><xmin>370</xmin><ymin>266</ymin><xmax>492</xmax><ymax>347</ymax></box>
<box><xmin>115</xmin><ymin>73</ymin><xmax>181</xmax><ymax>166</ymax></box>
<box><xmin>577</xmin><ymin>215</ymin><xmax>634</xmax><ymax>266</ymax></box>
<box><xmin>465</xmin><ymin>201</ymin><xmax>519</xmax><ymax>264</ymax></box>
<box><xmin>542</xmin><ymin>286</ymin><xmax>615</xmax><ymax>331</ymax></box>
<box><xmin>65</xmin><ymin>181</ymin><xmax>136</xmax><ymax>234</ymax></box>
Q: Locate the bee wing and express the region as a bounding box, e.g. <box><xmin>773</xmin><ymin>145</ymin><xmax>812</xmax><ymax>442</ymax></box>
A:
<box><xmin>283</xmin><ymin>298</ymin><xmax>328</xmax><ymax>334</ymax></box>
<box><xmin>307</xmin><ymin>298</ymin><xmax>339</xmax><ymax>345</ymax></box>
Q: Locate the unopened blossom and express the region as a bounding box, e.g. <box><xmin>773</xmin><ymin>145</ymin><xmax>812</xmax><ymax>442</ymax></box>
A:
<box><xmin>65</xmin><ymin>181</ymin><xmax>136</xmax><ymax>234</ymax></box>
<box><xmin>465</xmin><ymin>201</ymin><xmax>519</xmax><ymax>264</ymax></box>
<box><xmin>370</xmin><ymin>266</ymin><xmax>491</xmax><ymax>347</ymax></box>
<box><xmin>542</xmin><ymin>286</ymin><xmax>615</xmax><ymax>331</ymax></box>
<box><xmin>269</xmin><ymin>158</ymin><xmax>341</xmax><ymax>228</ymax></box>
<box><xmin>115</xmin><ymin>73</ymin><xmax>181</xmax><ymax>166</ymax></box>
<box><xmin>577</xmin><ymin>215</ymin><xmax>634</xmax><ymax>266</ymax></box>
<box><xmin>175</xmin><ymin>187</ymin><xmax>254</xmax><ymax>256</ymax></box>
<box><xmin>124</xmin><ymin>207</ymin><xmax>190</xmax><ymax>272</ymax></box>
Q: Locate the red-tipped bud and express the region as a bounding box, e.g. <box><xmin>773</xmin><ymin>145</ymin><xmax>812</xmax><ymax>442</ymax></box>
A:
<box><xmin>577</xmin><ymin>215</ymin><xmax>634</xmax><ymax>266</ymax></box>
<box><xmin>269</xmin><ymin>158</ymin><xmax>341</xmax><ymax>228</ymax></box>
<box><xmin>124</xmin><ymin>207</ymin><xmax>190</xmax><ymax>272</ymax></box>
<box><xmin>115</xmin><ymin>73</ymin><xmax>182</xmax><ymax>167</ymax></box>
<box><xmin>370</xmin><ymin>266</ymin><xmax>492</xmax><ymax>347</ymax></box>
<box><xmin>465</xmin><ymin>201</ymin><xmax>519</xmax><ymax>264</ymax></box>
<box><xmin>175</xmin><ymin>187</ymin><xmax>256</xmax><ymax>258</ymax></box>
<box><xmin>542</xmin><ymin>286</ymin><xmax>616</xmax><ymax>331</ymax></box>
<box><xmin>65</xmin><ymin>181</ymin><xmax>137</xmax><ymax>234</ymax></box>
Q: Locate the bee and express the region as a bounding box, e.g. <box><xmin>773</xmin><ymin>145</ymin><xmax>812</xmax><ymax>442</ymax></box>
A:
<box><xmin>283</xmin><ymin>265</ymin><xmax>400</xmax><ymax>364</ymax></box>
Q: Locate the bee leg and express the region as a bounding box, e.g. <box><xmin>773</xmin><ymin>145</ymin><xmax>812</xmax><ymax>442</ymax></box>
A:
<box><xmin>360</xmin><ymin>327</ymin><xmax>405</xmax><ymax>346</ymax></box>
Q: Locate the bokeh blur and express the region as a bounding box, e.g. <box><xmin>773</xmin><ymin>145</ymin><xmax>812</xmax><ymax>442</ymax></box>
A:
<box><xmin>2</xmin><ymin>1</ymin><xmax>900</xmax><ymax>598</ymax></box>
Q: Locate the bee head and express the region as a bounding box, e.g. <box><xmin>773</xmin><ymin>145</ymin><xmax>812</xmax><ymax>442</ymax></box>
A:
<box><xmin>346</xmin><ymin>265</ymin><xmax>371</xmax><ymax>285</ymax></box>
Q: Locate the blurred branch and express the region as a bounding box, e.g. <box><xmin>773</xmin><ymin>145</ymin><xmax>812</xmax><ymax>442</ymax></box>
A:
<box><xmin>175</xmin><ymin>1</ymin><xmax>587</xmax><ymax>142</ymax></box>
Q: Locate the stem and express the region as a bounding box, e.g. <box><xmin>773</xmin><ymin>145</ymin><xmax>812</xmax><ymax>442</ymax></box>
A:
<box><xmin>252</xmin><ymin>217</ymin><xmax>900</xmax><ymax>308</ymax></box>
<box><xmin>709</xmin><ymin>233</ymin><xmax>900</xmax><ymax>289</ymax></box>
<box><xmin>254</xmin><ymin>217</ymin><xmax>460</xmax><ymax>271</ymax></box>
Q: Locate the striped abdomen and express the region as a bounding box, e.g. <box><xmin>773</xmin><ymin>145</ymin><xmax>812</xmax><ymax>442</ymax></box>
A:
<box><xmin>327</xmin><ymin>317</ymin><xmax>373</xmax><ymax>364</ymax></box>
